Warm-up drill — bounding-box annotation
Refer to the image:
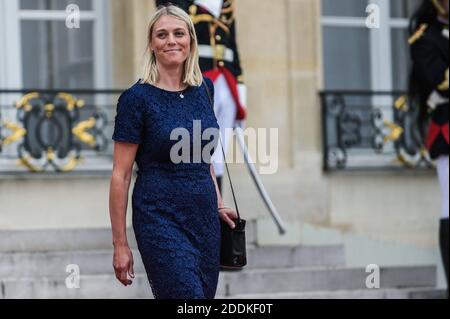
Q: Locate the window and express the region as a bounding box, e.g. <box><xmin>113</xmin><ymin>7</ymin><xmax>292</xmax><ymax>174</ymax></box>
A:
<box><xmin>0</xmin><ymin>0</ymin><xmax>111</xmax><ymax>89</ymax></box>
<box><xmin>0</xmin><ymin>0</ymin><xmax>112</xmax><ymax>173</ymax></box>
<box><xmin>321</xmin><ymin>0</ymin><xmax>422</xmax><ymax>91</ymax></box>
<box><xmin>20</xmin><ymin>0</ymin><xmax>93</xmax><ymax>11</ymax></box>
<box><xmin>320</xmin><ymin>0</ymin><xmax>428</xmax><ymax>169</ymax></box>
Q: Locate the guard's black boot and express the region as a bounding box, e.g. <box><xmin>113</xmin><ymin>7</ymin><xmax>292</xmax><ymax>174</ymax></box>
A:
<box><xmin>440</xmin><ymin>218</ymin><xmax>449</xmax><ymax>298</ymax></box>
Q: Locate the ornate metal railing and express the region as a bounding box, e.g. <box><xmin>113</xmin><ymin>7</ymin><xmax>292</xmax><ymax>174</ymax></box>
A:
<box><xmin>0</xmin><ymin>89</ymin><xmax>122</xmax><ymax>174</ymax></box>
<box><xmin>320</xmin><ymin>91</ymin><xmax>434</xmax><ymax>172</ymax></box>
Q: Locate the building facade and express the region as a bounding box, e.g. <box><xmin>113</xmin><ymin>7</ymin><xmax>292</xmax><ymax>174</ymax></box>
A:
<box><xmin>0</xmin><ymin>0</ymin><xmax>442</xmax><ymax>259</ymax></box>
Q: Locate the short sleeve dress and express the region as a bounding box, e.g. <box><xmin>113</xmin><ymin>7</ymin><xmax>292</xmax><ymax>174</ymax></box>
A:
<box><xmin>112</xmin><ymin>78</ymin><xmax>221</xmax><ymax>299</ymax></box>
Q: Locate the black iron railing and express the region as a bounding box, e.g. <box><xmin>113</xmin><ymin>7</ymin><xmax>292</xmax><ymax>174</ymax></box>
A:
<box><xmin>320</xmin><ymin>90</ymin><xmax>434</xmax><ymax>172</ymax></box>
<box><xmin>0</xmin><ymin>89</ymin><xmax>122</xmax><ymax>173</ymax></box>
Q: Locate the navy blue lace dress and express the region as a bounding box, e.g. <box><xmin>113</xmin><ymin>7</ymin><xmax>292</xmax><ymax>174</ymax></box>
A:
<box><xmin>112</xmin><ymin>78</ymin><xmax>221</xmax><ymax>299</ymax></box>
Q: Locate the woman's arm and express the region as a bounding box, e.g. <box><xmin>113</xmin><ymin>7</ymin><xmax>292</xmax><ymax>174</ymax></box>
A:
<box><xmin>210</xmin><ymin>163</ymin><xmax>224</xmax><ymax>209</ymax></box>
<box><xmin>109</xmin><ymin>141</ymin><xmax>138</xmax><ymax>286</ymax></box>
<box><xmin>210</xmin><ymin>164</ymin><xmax>238</xmax><ymax>229</ymax></box>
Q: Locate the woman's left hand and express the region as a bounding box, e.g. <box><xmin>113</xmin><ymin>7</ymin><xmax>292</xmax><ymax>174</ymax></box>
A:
<box><xmin>219</xmin><ymin>206</ymin><xmax>238</xmax><ymax>229</ymax></box>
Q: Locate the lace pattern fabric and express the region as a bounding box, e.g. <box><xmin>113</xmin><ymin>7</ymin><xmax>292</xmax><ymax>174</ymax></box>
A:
<box><xmin>113</xmin><ymin>78</ymin><xmax>221</xmax><ymax>299</ymax></box>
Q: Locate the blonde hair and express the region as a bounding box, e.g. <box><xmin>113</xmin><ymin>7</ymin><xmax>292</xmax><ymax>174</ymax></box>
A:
<box><xmin>142</xmin><ymin>5</ymin><xmax>203</xmax><ymax>87</ymax></box>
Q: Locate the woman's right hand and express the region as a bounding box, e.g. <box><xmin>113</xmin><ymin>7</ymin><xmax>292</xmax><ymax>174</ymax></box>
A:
<box><xmin>113</xmin><ymin>244</ymin><xmax>135</xmax><ymax>286</ymax></box>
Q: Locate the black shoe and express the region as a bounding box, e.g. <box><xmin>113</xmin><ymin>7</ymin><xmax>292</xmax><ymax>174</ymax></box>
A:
<box><xmin>440</xmin><ymin>218</ymin><xmax>449</xmax><ymax>293</ymax></box>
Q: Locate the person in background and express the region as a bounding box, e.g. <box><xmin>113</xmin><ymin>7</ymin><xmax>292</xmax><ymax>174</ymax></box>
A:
<box><xmin>409</xmin><ymin>0</ymin><xmax>449</xmax><ymax>296</ymax></box>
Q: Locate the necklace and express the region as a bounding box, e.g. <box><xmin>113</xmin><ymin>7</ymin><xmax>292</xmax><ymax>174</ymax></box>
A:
<box><xmin>155</xmin><ymin>82</ymin><xmax>187</xmax><ymax>98</ymax></box>
<box><xmin>179</xmin><ymin>87</ymin><xmax>189</xmax><ymax>99</ymax></box>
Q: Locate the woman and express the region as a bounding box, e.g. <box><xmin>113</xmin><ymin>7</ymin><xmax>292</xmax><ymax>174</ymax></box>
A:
<box><xmin>409</xmin><ymin>0</ymin><xmax>449</xmax><ymax>294</ymax></box>
<box><xmin>109</xmin><ymin>5</ymin><xmax>237</xmax><ymax>299</ymax></box>
<box><xmin>157</xmin><ymin>0</ymin><xmax>248</xmax><ymax>193</ymax></box>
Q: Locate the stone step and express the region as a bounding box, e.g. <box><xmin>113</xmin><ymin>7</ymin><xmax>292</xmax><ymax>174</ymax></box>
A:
<box><xmin>1</xmin><ymin>274</ymin><xmax>153</xmax><ymax>299</ymax></box>
<box><xmin>216</xmin><ymin>265</ymin><xmax>437</xmax><ymax>296</ymax></box>
<box><xmin>0</xmin><ymin>245</ymin><xmax>345</xmax><ymax>279</ymax></box>
<box><xmin>0</xmin><ymin>225</ymin><xmax>257</xmax><ymax>252</ymax></box>
<box><xmin>227</xmin><ymin>288</ymin><xmax>447</xmax><ymax>299</ymax></box>
<box><xmin>0</xmin><ymin>265</ymin><xmax>436</xmax><ymax>299</ymax></box>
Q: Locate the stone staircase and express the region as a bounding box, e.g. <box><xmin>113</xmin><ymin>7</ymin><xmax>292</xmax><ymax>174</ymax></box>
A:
<box><xmin>0</xmin><ymin>225</ymin><xmax>445</xmax><ymax>299</ymax></box>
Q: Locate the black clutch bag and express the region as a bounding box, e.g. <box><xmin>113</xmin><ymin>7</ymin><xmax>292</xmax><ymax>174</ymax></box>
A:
<box><xmin>220</xmin><ymin>218</ymin><xmax>247</xmax><ymax>269</ymax></box>
<box><xmin>204</xmin><ymin>80</ymin><xmax>247</xmax><ymax>270</ymax></box>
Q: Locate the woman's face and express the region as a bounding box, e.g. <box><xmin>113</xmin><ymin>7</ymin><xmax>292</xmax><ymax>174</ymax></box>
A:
<box><xmin>151</xmin><ymin>15</ymin><xmax>191</xmax><ymax>68</ymax></box>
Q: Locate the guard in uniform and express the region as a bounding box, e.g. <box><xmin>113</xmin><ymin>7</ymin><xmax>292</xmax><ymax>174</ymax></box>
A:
<box><xmin>155</xmin><ymin>0</ymin><xmax>247</xmax><ymax>192</ymax></box>
<box><xmin>409</xmin><ymin>0</ymin><xmax>449</xmax><ymax>295</ymax></box>
<box><xmin>155</xmin><ymin>0</ymin><xmax>192</xmax><ymax>12</ymax></box>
